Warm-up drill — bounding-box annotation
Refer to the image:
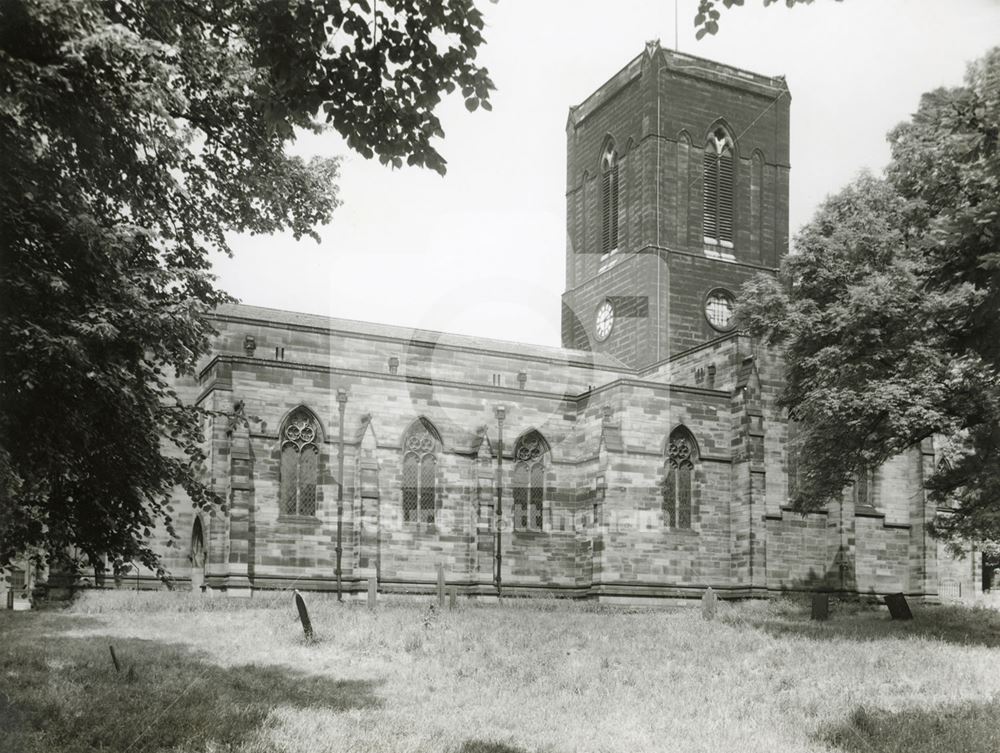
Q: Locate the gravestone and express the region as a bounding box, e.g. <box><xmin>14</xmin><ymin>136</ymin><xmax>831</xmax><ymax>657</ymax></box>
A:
<box><xmin>294</xmin><ymin>589</ymin><xmax>314</xmax><ymax>639</ymax></box>
<box><xmin>109</xmin><ymin>645</ymin><xmax>121</xmax><ymax>673</ymax></box>
<box><xmin>367</xmin><ymin>577</ymin><xmax>377</xmax><ymax>609</ymax></box>
<box><xmin>884</xmin><ymin>592</ymin><xmax>913</xmax><ymax>620</ymax></box>
<box><xmin>701</xmin><ymin>587</ymin><xmax>718</xmax><ymax>620</ymax></box>
<box><xmin>811</xmin><ymin>592</ymin><xmax>830</xmax><ymax>621</ymax></box>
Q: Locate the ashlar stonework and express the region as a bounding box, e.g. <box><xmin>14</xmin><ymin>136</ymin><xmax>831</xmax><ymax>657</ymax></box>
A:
<box><xmin>150</xmin><ymin>41</ymin><xmax>981</xmax><ymax>603</ymax></box>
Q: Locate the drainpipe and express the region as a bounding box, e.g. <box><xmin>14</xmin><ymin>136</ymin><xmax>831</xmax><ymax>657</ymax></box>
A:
<box><xmin>494</xmin><ymin>405</ymin><xmax>506</xmax><ymax>600</ymax></box>
<box><xmin>336</xmin><ymin>389</ymin><xmax>348</xmax><ymax>601</ymax></box>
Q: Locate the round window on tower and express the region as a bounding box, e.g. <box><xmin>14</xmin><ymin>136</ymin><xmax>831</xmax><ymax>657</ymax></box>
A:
<box><xmin>704</xmin><ymin>288</ymin><xmax>736</xmax><ymax>331</ymax></box>
<box><xmin>595</xmin><ymin>299</ymin><xmax>615</xmax><ymax>342</ymax></box>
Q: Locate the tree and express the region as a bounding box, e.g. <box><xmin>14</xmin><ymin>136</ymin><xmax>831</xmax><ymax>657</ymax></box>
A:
<box><xmin>887</xmin><ymin>48</ymin><xmax>1000</xmax><ymax>373</ymax></box>
<box><xmin>0</xmin><ymin>0</ymin><xmax>493</xmax><ymax>578</ymax></box>
<box><xmin>738</xmin><ymin>48</ymin><xmax>1000</xmax><ymax>550</ymax></box>
<box><xmin>694</xmin><ymin>0</ymin><xmax>843</xmax><ymax>39</ymax></box>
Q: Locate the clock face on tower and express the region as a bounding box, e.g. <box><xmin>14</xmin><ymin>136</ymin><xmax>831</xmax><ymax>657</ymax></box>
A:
<box><xmin>595</xmin><ymin>299</ymin><xmax>615</xmax><ymax>342</ymax></box>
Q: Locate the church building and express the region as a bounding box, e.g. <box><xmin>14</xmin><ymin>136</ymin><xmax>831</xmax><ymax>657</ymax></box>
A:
<box><xmin>157</xmin><ymin>41</ymin><xmax>979</xmax><ymax>602</ymax></box>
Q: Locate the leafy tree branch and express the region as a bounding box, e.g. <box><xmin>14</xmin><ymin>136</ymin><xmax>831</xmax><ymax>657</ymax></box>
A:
<box><xmin>0</xmin><ymin>0</ymin><xmax>493</xmax><ymax>578</ymax></box>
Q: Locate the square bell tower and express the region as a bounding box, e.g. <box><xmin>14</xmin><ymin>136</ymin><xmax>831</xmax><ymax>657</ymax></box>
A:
<box><xmin>560</xmin><ymin>40</ymin><xmax>790</xmax><ymax>369</ymax></box>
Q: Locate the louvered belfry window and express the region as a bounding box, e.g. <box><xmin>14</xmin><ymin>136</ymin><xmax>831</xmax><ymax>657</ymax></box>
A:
<box><xmin>703</xmin><ymin>128</ymin><xmax>734</xmax><ymax>247</ymax></box>
<box><xmin>402</xmin><ymin>419</ymin><xmax>440</xmax><ymax>525</ymax></box>
<box><xmin>600</xmin><ymin>142</ymin><xmax>620</xmax><ymax>255</ymax></box>
<box><xmin>280</xmin><ymin>408</ymin><xmax>321</xmax><ymax>517</ymax></box>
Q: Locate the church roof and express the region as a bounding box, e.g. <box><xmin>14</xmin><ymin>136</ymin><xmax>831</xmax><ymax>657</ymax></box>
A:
<box><xmin>211</xmin><ymin>303</ymin><xmax>632</xmax><ymax>372</ymax></box>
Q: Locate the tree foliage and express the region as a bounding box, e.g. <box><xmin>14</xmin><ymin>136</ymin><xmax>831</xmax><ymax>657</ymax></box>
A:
<box><xmin>0</xmin><ymin>0</ymin><xmax>493</xmax><ymax>577</ymax></box>
<box><xmin>739</xmin><ymin>48</ymin><xmax>1000</xmax><ymax>549</ymax></box>
<box><xmin>695</xmin><ymin>0</ymin><xmax>843</xmax><ymax>39</ymax></box>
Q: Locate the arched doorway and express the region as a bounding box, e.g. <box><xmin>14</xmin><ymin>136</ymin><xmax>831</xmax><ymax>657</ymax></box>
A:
<box><xmin>190</xmin><ymin>518</ymin><xmax>206</xmax><ymax>592</ymax></box>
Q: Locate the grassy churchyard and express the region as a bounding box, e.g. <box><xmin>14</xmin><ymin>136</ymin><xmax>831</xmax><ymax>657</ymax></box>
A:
<box><xmin>2</xmin><ymin>592</ymin><xmax>1000</xmax><ymax>753</ymax></box>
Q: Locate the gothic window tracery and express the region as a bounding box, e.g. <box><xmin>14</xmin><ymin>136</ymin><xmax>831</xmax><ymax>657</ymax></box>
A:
<box><xmin>513</xmin><ymin>430</ymin><xmax>547</xmax><ymax>530</ymax></box>
<box><xmin>402</xmin><ymin>419</ymin><xmax>440</xmax><ymax>525</ymax></box>
<box><xmin>663</xmin><ymin>428</ymin><xmax>698</xmax><ymax>529</ymax></box>
<box><xmin>703</xmin><ymin>127</ymin><xmax>735</xmax><ymax>248</ymax></box>
<box><xmin>600</xmin><ymin>141</ymin><xmax>620</xmax><ymax>256</ymax></box>
<box><xmin>705</xmin><ymin>288</ymin><xmax>736</xmax><ymax>330</ymax></box>
<box><xmin>280</xmin><ymin>407</ymin><xmax>321</xmax><ymax>517</ymax></box>
<box><xmin>853</xmin><ymin>466</ymin><xmax>875</xmax><ymax>510</ymax></box>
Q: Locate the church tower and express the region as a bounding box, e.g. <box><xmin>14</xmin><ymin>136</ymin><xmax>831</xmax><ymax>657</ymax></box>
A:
<box><xmin>561</xmin><ymin>41</ymin><xmax>790</xmax><ymax>369</ymax></box>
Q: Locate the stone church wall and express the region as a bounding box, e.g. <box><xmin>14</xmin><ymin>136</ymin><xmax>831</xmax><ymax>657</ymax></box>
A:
<box><xmin>144</xmin><ymin>306</ymin><xmax>969</xmax><ymax>603</ymax></box>
<box><xmin>174</xmin><ymin>307</ymin><xmax>794</xmax><ymax>597</ymax></box>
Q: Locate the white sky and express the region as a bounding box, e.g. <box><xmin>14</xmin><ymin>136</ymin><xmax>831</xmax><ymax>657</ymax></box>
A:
<box><xmin>213</xmin><ymin>0</ymin><xmax>1000</xmax><ymax>348</ymax></box>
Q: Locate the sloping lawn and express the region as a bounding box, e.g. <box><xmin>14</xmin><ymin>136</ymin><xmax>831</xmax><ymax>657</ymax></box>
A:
<box><xmin>2</xmin><ymin>592</ymin><xmax>999</xmax><ymax>753</ymax></box>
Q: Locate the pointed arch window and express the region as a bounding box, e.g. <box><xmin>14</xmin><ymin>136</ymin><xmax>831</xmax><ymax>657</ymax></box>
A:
<box><xmin>402</xmin><ymin>419</ymin><xmax>440</xmax><ymax>525</ymax></box>
<box><xmin>280</xmin><ymin>408</ymin><xmax>321</xmax><ymax>517</ymax></box>
<box><xmin>853</xmin><ymin>466</ymin><xmax>875</xmax><ymax>510</ymax></box>
<box><xmin>663</xmin><ymin>428</ymin><xmax>698</xmax><ymax>529</ymax></box>
<box><xmin>513</xmin><ymin>431</ymin><xmax>548</xmax><ymax>530</ymax></box>
<box><xmin>600</xmin><ymin>141</ymin><xmax>620</xmax><ymax>256</ymax></box>
<box><xmin>787</xmin><ymin>418</ymin><xmax>801</xmax><ymax>502</ymax></box>
<box><xmin>703</xmin><ymin>128</ymin><xmax>735</xmax><ymax>248</ymax></box>
<box><xmin>935</xmin><ymin>458</ymin><xmax>959</xmax><ymax>510</ymax></box>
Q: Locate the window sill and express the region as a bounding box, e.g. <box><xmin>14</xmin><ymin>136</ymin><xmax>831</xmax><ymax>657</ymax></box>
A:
<box><xmin>277</xmin><ymin>515</ymin><xmax>321</xmax><ymax>527</ymax></box>
<box><xmin>853</xmin><ymin>506</ymin><xmax>884</xmax><ymax>519</ymax></box>
<box><xmin>703</xmin><ymin>237</ymin><xmax>734</xmax><ymax>249</ymax></box>
<box><xmin>663</xmin><ymin>527</ymin><xmax>699</xmax><ymax>536</ymax></box>
<box><xmin>510</xmin><ymin>528</ymin><xmax>547</xmax><ymax>538</ymax></box>
<box><xmin>401</xmin><ymin>522</ymin><xmax>439</xmax><ymax>533</ymax></box>
<box><xmin>702</xmin><ymin>245</ymin><xmax>736</xmax><ymax>262</ymax></box>
<box><xmin>598</xmin><ymin>249</ymin><xmax>621</xmax><ymax>273</ymax></box>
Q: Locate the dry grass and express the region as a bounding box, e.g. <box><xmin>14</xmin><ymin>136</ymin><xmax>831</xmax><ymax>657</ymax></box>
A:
<box><xmin>3</xmin><ymin>591</ymin><xmax>999</xmax><ymax>753</ymax></box>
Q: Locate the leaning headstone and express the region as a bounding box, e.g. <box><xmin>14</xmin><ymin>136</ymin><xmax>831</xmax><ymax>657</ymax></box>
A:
<box><xmin>436</xmin><ymin>564</ymin><xmax>445</xmax><ymax>608</ymax></box>
<box><xmin>294</xmin><ymin>589</ymin><xmax>314</xmax><ymax>639</ymax></box>
<box><xmin>884</xmin><ymin>592</ymin><xmax>913</xmax><ymax>620</ymax></box>
<box><xmin>811</xmin><ymin>592</ymin><xmax>830</xmax><ymax>621</ymax></box>
<box><xmin>701</xmin><ymin>587</ymin><xmax>718</xmax><ymax>620</ymax></box>
<box><xmin>109</xmin><ymin>645</ymin><xmax>121</xmax><ymax>673</ymax></box>
<box><xmin>448</xmin><ymin>585</ymin><xmax>457</xmax><ymax>611</ymax></box>
<box><xmin>367</xmin><ymin>577</ymin><xmax>377</xmax><ymax>609</ymax></box>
